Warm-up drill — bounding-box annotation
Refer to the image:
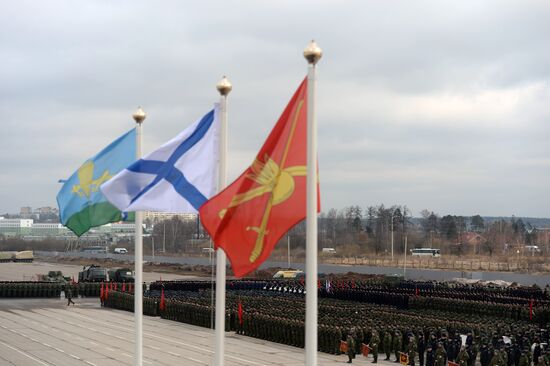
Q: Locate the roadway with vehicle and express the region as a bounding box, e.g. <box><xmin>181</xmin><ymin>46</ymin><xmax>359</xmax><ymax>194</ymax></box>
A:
<box><xmin>36</xmin><ymin>251</ymin><xmax>550</xmax><ymax>286</ymax></box>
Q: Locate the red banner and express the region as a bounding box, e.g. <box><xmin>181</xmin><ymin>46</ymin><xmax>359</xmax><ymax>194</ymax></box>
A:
<box><xmin>340</xmin><ymin>341</ymin><xmax>348</xmax><ymax>353</ymax></box>
<box><xmin>361</xmin><ymin>343</ymin><xmax>371</xmax><ymax>357</ymax></box>
<box><xmin>400</xmin><ymin>352</ymin><xmax>409</xmax><ymax>365</ymax></box>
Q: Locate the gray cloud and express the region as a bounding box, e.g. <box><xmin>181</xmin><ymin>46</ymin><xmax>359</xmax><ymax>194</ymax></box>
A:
<box><xmin>0</xmin><ymin>0</ymin><xmax>549</xmax><ymax>217</ymax></box>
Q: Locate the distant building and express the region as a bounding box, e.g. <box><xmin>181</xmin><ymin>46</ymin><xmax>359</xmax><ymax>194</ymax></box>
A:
<box><xmin>0</xmin><ymin>218</ymin><xmax>136</xmax><ymax>242</ymax></box>
<box><xmin>0</xmin><ymin>218</ymin><xmax>33</xmax><ymax>237</ymax></box>
<box><xmin>144</xmin><ymin>211</ymin><xmax>196</xmax><ymax>222</ymax></box>
<box><xmin>20</xmin><ymin>206</ymin><xmax>33</xmax><ymax>219</ymax></box>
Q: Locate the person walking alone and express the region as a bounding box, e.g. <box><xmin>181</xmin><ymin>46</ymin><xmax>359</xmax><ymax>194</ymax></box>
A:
<box><xmin>66</xmin><ymin>286</ymin><xmax>75</xmax><ymax>306</ymax></box>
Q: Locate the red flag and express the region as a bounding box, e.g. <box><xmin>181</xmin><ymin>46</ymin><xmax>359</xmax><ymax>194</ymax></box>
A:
<box><xmin>122</xmin><ymin>282</ymin><xmax>126</xmax><ymax>292</ymax></box>
<box><xmin>340</xmin><ymin>340</ymin><xmax>348</xmax><ymax>353</ymax></box>
<box><xmin>529</xmin><ymin>298</ymin><xmax>534</xmax><ymax>320</ymax></box>
<box><xmin>400</xmin><ymin>352</ymin><xmax>409</xmax><ymax>365</ymax></box>
<box><xmin>361</xmin><ymin>343</ymin><xmax>371</xmax><ymax>357</ymax></box>
<box><xmin>159</xmin><ymin>288</ymin><xmax>166</xmax><ymax>311</ymax></box>
<box><xmin>129</xmin><ymin>283</ymin><xmax>133</xmax><ymax>293</ymax></box>
<box><xmin>238</xmin><ymin>301</ymin><xmax>243</xmax><ymax>325</ymax></box>
<box><xmin>114</xmin><ymin>283</ymin><xmax>118</xmax><ymax>291</ymax></box>
<box><xmin>200</xmin><ymin>78</ymin><xmax>320</xmax><ymax>277</ymax></box>
<box><xmin>317</xmin><ymin>279</ymin><xmax>321</xmax><ymax>289</ymax></box>
<box><xmin>105</xmin><ymin>284</ymin><xmax>109</xmax><ymax>300</ymax></box>
<box><xmin>415</xmin><ymin>287</ymin><xmax>419</xmax><ymax>296</ymax></box>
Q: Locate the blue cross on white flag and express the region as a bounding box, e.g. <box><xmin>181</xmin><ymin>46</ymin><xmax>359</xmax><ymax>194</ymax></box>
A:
<box><xmin>100</xmin><ymin>105</ymin><xmax>220</xmax><ymax>213</ymax></box>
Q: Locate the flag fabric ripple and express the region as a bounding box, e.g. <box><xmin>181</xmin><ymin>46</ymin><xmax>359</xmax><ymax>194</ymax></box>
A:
<box><xmin>101</xmin><ymin>106</ymin><xmax>220</xmax><ymax>213</ymax></box>
<box><xmin>200</xmin><ymin>79</ymin><xmax>320</xmax><ymax>277</ymax></box>
<box><xmin>56</xmin><ymin>129</ymin><xmax>136</xmax><ymax>236</ymax></box>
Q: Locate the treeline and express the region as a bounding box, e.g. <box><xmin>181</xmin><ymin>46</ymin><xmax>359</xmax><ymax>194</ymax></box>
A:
<box><xmin>1</xmin><ymin>206</ymin><xmax>546</xmax><ymax>258</ymax></box>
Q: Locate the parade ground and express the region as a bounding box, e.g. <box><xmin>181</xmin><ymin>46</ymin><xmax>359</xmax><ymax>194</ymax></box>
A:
<box><xmin>0</xmin><ymin>262</ymin><xmax>380</xmax><ymax>366</ymax></box>
<box><xmin>0</xmin><ymin>297</ymin><xmax>377</xmax><ymax>366</ymax></box>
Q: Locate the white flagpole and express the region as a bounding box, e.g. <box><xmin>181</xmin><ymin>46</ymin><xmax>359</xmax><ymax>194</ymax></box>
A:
<box><xmin>304</xmin><ymin>40</ymin><xmax>322</xmax><ymax>366</ymax></box>
<box><xmin>132</xmin><ymin>107</ymin><xmax>146</xmax><ymax>366</ymax></box>
<box><xmin>215</xmin><ymin>76</ymin><xmax>232</xmax><ymax>366</ymax></box>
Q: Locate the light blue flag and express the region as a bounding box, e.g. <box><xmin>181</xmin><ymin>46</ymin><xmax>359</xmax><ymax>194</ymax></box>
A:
<box><xmin>56</xmin><ymin>129</ymin><xmax>136</xmax><ymax>236</ymax></box>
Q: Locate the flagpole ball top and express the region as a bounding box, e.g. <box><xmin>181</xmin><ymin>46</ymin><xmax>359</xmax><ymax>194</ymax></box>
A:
<box><xmin>303</xmin><ymin>40</ymin><xmax>322</xmax><ymax>65</ymax></box>
<box><xmin>216</xmin><ymin>76</ymin><xmax>232</xmax><ymax>96</ymax></box>
<box><xmin>132</xmin><ymin>107</ymin><xmax>146</xmax><ymax>124</ymax></box>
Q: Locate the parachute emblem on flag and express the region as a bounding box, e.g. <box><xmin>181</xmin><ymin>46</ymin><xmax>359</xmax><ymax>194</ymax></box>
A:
<box><xmin>218</xmin><ymin>100</ymin><xmax>306</xmax><ymax>263</ymax></box>
<box><xmin>72</xmin><ymin>161</ymin><xmax>112</xmax><ymax>198</ymax></box>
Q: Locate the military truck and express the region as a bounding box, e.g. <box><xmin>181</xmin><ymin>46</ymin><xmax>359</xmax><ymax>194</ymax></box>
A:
<box><xmin>0</xmin><ymin>252</ymin><xmax>14</xmax><ymax>263</ymax></box>
<box><xmin>41</xmin><ymin>271</ymin><xmax>71</xmax><ymax>283</ymax></box>
<box><xmin>78</xmin><ymin>265</ymin><xmax>108</xmax><ymax>282</ymax></box>
<box><xmin>108</xmin><ymin>268</ymin><xmax>135</xmax><ymax>283</ymax></box>
<box><xmin>13</xmin><ymin>251</ymin><xmax>34</xmax><ymax>262</ymax></box>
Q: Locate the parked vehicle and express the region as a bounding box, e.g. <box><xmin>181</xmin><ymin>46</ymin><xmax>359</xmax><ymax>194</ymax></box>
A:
<box><xmin>113</xmin><ymin>248</ymin><xmax>128</xmax><ymax>254</ymax></box>
<box><xmin>321</xmin><ymin>247</ymin><xmax>336</xmax><ymax>254</ymax></box>
<box><xmin>13</xmin><ymin>251</ymin><xmax>34</xmax><ymax>262</ymax></box>
<box><xmin>0</xmin><ymin>252</ymin><xmax>14</xmax><ymax>263</ymax></box>
<box><xmin>410</xmin><ymin>248</ymin><xmax>441</xmax><ymax>257</ymax></box>
<box><xmin>525</xmin><ymin>245</ymin><xmax>542</xmax><ymax>254</ymax></box>
<box><xmin>108</xmin><ymin>268</ymin><xmax>135</xmax><ymax>283</ymax></box>
<box><xmin>40</xmin><ymin>271</ymin><xmax>71</xmax><ymax>283</ymax></box>
<box><xmin>273</xmin><ymin>270</ymin><xmax>304</xmax><ymax>279</ymax></box>
<box><xmin>78</xmin><ymin>265</ymin><xmax>108</xmax><ymax>282</ymax></box>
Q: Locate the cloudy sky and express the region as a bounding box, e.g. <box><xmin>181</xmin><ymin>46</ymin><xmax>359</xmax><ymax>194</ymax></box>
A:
<box><xmin>1</xmin><ymin>1</ymin><xmax>549</xmax><ymax>218</ymax></box>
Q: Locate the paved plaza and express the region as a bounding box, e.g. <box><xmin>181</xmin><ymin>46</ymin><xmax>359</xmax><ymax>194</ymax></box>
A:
<box><xmin>0</xmin><ymin>297</ymin><xmax>387</xmax><ymax>366</ymax></box>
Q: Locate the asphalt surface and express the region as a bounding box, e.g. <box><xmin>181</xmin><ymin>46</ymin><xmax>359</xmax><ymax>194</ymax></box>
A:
<box><xmin>0</xmin><ymin>298</ymin><xmax>381</xmax><ymax>366</ymax></box>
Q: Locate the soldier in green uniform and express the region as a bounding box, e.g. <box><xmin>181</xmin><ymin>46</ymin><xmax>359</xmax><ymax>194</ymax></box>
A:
<box><xmin>370</xmin><ymin>329</ymin><xmax>380</xmax><ymax>363</ymax></box>
<box><xmin>518</xmin><ymin>349</ymin><xmax>529</xmax><ymax>366</ymax></box>
<box><xmin>384</xmin><ymin>329</ymin><xmax>393</xmax><ymax>360</ymax></box>
<box><xmin>347</xmin><ymin>330</ymin><xmax>356</xmax><ymax>363</ymax></box>
<box><xmin>457</xmin><ymin>345</ymin><xmax>469</xmax><ymax>366</ymax></box>
<box><xmin>435</xmin><ymin>343</ymin><xmax>447</xmax><ymax>366</ymax></box>
<box><xmin>393</xmin><ymin>329</ymin><xmax>403</xmax><ymax>362</ymax></box>
<box><xmin>489</xmin><ymin>350</ymin><xmax>504</xmax><ymax>366</ymax></box>
<box><xmin>66</xmin><ymin>286</ymin><xmax>75</xmax><ymax>306</ymax></box>
<box><xmin>408</xmin><ymin>338</ymin><xmax>417</xmax><ymax>366</ymax></box>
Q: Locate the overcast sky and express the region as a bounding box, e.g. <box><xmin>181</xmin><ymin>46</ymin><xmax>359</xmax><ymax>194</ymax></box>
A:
<box><xmin>1</xmin><ymin>1</ymin><xmax>549</xmax><ymax>218</ymax></box>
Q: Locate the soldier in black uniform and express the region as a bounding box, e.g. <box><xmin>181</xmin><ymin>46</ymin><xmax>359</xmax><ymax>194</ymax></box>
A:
<box><xmin>418</xmin><ymin>332</ymin><xmax>426</xmax><ymax>366</ymax></box>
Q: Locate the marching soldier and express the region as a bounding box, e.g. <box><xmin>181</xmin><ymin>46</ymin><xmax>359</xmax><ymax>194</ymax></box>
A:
<box><xmin>408</xmin><ymin>338</ymin><xmax>417</xmax><ymax>366</ymax></box>
<box><xmin>384</xmin><ymin>329</ymin><xmax>393</xmax><ymax>360</ymax></box>
<box><xmin>347</xmin><ymin>330</ymin><xmax>356</xmax><ymax>364</ymax></box>
<box><xmin>370</xmin><ymin>329</ymin><xmax>380</xmax><ymax>364</ymax></box>
<box><xmin>435</xmin><ymin>343</ymin><xmax>447</xmax><ymax>366</ymax></box>
<box><xmin>393</xmin><ymin>329</ymin><xmax>403</xmax><ymax>362</ymax></box>
<box><xmin>426</xmin><ymin>345</ymin><xmax>435</xmax><ymax>366</ymax></box>
<box><xmin>458</xmin><ymin>345</ymin><xmax>470</xmax><ymax>366</ymax></box>
<box><xmin>66</xmin><ymin>286</ymin><xmax>75</xmax><ymax>306</ymax></box>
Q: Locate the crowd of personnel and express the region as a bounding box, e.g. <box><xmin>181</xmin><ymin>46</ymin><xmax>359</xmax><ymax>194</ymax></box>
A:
<box><xmin>103</xmin><ymin>278</ymin><xmax>550</xmax><ymax>365</ymax></box>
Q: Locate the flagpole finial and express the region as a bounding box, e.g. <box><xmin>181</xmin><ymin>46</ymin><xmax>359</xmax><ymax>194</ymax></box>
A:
<box><xmin>303</xmin><ymin>40</ymin><xmax>322</xmax><ymax>65</ymax></box>
<box><xmin>132</xmin><ymin>107</ymin><xmax>146</xmax><ymax>124</ymax></box>
<box><xmin>216</xmin><ymin>76</ymin><xmax>232</xmax><ymax>96</ymax></box>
